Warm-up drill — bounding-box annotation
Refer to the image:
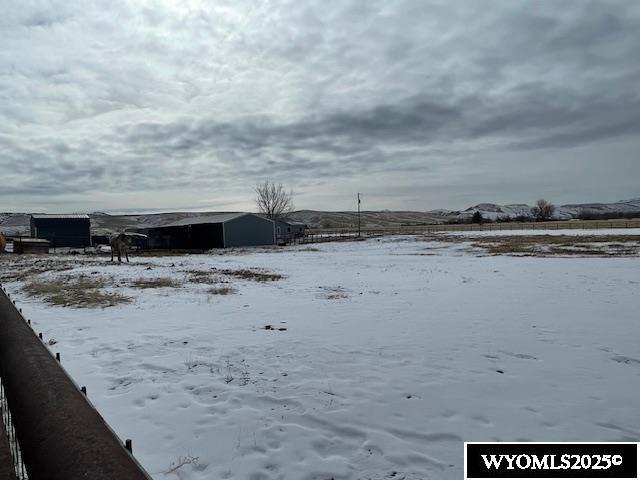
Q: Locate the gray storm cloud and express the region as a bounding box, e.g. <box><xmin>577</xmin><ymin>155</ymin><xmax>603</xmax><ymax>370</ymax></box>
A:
<box><xmin>1</xmin><ymin>0</ymin><xmax>639</xmax><ymax>212</ymax></box>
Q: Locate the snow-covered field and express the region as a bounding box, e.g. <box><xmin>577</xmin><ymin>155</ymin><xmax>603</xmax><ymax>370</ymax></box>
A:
<box><xmin>3</xmin><ymin>235</ymin><xmax>640</xmax><ymax>479</ymax></box>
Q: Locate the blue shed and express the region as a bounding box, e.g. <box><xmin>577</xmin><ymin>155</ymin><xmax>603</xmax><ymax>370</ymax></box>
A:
<box><xmin>143</xmin><ymin>213</ymin><xmax>275</xmax><ymax>249</ymax></box>
<box><xmin>274</xmin><ymin>219</ymin><xmax>306</xmax><ymax>243</ymax></box>
<box><xmin>30</xmin><ymin>214</ymin><xmax>91</xmax><ymax>247</ymax></box>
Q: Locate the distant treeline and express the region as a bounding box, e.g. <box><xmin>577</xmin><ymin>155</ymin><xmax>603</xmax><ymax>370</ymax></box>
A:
<box><xmin>315</xmin><ymin>208</ymin><xmax>640</xmax><ymax>229</ymax></box>
<box><xmin>445</xmin><ymin>210</ymin><xmax>640</xmax><ymax>225</ymax></box>
<box><xmin>445</xmin><ymin>214</ymin><xmax>533</xmax><ymax>225</ymax></box>
<box><xmin>575</xmin><ymin>210</ymin><xmax>640</xmax><ymax>220</ymax></box>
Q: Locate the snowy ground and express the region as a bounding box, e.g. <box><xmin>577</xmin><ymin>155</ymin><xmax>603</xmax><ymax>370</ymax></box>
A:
<box><xmin>2</xmin><ymin>234</ymin><xmax>640</xmax><ymax>480</ymax></box>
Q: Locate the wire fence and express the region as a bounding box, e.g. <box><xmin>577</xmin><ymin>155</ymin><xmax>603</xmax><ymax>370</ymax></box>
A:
<box><xmin>0</xmin><ymin>378</ymin><xmax>28</xmax><ymax>479</ymax></box>
<box><xmin>0</xmin><ymin>285</ymin><xmax>152</xmax><ymax>480</ymax></box>
<box><xmin>298</xmin><ymin>218</ymin><xmax>640</xmax><ymax>243</ymax></box>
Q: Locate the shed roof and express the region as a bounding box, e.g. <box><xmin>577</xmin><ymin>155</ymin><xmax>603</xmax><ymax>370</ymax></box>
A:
<box><xmin>31</xmin><ymin>214</ymin><xmax>90</xmax><ymax>220</ymax></box>
<box><xmin>158</xmin><ymin>212</ymin><xmax>250</xmax><ymax>228</ymax></box>
<box><xmin>257</xmin><ymin>215</ymin><xmax>305</xmax><ymax>226</ymax></box>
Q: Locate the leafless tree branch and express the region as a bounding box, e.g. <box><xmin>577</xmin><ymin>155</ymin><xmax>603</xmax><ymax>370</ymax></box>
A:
<box><xmin>254</xmin><ymin>180</ymin><xmax>294</xmax><ymax>220</ymax></box>
<box><xmin>531</xmin><ymin>198</ymin><xmax>555</xmax><ymax>221</ymax></box>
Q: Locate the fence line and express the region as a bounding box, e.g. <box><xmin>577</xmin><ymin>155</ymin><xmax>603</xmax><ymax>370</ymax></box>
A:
<box><xmin>298</xmin><ymin>219</ymin><xmax>640</xmax><ymax>243</ymax></box>
<box><xmin>0</xmin><ymin>285</ymin><xmax>152</xmax><ymax>480</ymax></box>
<box><xmin>0</xmin><ymin>379</ymin><xmax>27</xmax><ymax>479</ymax></box>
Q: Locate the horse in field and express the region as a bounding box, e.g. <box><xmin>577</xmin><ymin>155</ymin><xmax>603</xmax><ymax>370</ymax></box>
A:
<box><xmin>109</xmin><ymin>232</ymin><xmax>147</xmax><ymax>263</ymax></box>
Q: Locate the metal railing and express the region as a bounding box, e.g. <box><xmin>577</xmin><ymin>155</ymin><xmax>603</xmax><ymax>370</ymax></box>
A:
<box><xmin>0</xmin><ymin>379</ymin><xmax>27</xmax><ymax>479</ymax></box>
<box><xmin>0</xmin><ymin>285</ymin><xmax>152</xmax><ymax>480</ymax></box>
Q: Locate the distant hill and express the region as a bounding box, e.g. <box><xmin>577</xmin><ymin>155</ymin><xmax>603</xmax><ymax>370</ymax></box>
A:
<box><xmin>0</xmin><ymin>213</ymin><xmax>31</xmax><ymax>236</ymax></box>
<box><xmin>1</xmin><ymin>198</ymin><xmax>639</xmax><ymax>234</ymax></box>
<box><xmin>447</xmin><ymin>198</ymin><xmax>640</xmax><ymax>222</ymax></box>
<box><xmin>288</xmin><ymin>210</ymin><xmax>445</xmax><ymax>229</ymax></box>
<box><xmin>555</xmin><ymin>198</ymin><xmax>640</xmax><ymax>219</ymax></box>
<box><xmin>290</xmin><ymin>198</ymin><xmax>640</xmax><ymax>227</ymax></box>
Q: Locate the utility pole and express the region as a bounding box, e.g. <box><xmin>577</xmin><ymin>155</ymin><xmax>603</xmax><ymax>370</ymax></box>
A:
<box><xmin>357</xmin><ymin>192</ymin><xmax>361</xmax><ymax>237</ymax></box>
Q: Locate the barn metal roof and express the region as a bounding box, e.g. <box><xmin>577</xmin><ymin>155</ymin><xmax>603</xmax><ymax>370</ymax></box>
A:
<box><xmin>256</xmin><ymin>214</ymin><xmax>305</xmax><ymax>225</ymax></box>
<box><xmin>158</xmin><ymin>212</ymin><xmax>251</xmax><ymax>228</ymax></box>
<box><xmin>31</xmin><ymin>214</ymin><xmax>90</xmax><ymax>219</ymax></box>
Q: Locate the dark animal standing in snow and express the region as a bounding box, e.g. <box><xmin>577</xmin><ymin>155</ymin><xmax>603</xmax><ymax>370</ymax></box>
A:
<box><xmin>110</xmin><ymin>232</ymin><xmax>147</xmax><ymax>263</ymax></box>
<box><xmin>0</xmin><ymin>233</ymin><xmax>5</xmax><ymax>254</ymax></box>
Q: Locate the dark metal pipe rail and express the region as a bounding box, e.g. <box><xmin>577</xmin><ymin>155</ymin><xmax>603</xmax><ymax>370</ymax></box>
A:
<box><xmin>0</xmin><ymin>286</ymin><xmax>152</xmax><ymax>480</ymax></box>
<box><xmin>0</xmin><ymin>377</ymin><xmax>27</xmax><ymax>479</ymax></box>
<box><xmin>0</xmin><ymin>416</ymin><xmax>17</xmax><ymax>479</ymax></box>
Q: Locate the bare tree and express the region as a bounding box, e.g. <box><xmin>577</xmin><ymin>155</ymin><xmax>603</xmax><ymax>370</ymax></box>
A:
<box><xmin>254</xmin><ymin>181</ymin><xmax>294</xmax><ymax>219</ymax></box>
<box><xmin>531</xmin><ymin>198</ymin><xmax>555</xmax><ymax>222</ymax></box>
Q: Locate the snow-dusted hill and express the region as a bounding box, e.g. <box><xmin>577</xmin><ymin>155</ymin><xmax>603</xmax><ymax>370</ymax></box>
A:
<box><xmin>1</xmin><ymin>198</ymin><xmax>639</xmax><ymax>233</ymax></box>
<box><xmin>461</xmin><ymin>203</ymin><xmax>535</xmax><ymax>220</ymax></box>
<box><xmin>557</xmin><ymin>198</ymin><xmax>640</xmax><ymax>218</ymax></box>
<box><xmin>436</xmin><ymin>198</ymin><xmax>640</xmax><ymax>222</ymax></box>
<box><xmin>288</xmin><ymin>210</ymin><xmax>445</xmax><ymax>228</ymax></box>
<box><xmin>289</xmin><ymin>198</ymin><xmax>640</xmax><ymax>226</ymax></box>
<box><xmin>0</xmin><ymin>213</ymin><xmax>31</xmax><ymax>236</ymax></box>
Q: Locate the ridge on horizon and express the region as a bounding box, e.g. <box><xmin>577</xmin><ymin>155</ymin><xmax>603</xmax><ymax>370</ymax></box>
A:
<box><xmin>3</xmin><ymin>196</ymin><xmax>640</xmax><ymax>217</ymax></box>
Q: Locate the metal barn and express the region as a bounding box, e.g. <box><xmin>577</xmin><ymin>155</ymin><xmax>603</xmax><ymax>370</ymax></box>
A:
<box><xmin>143</xmin><ymin>213</ymin><xmax>275</xmax><ymax>249</ymax></box>
<box><xmin>30</xmin><ymin>214</ymin><xmax>91</xmax><ymax>247</ymax></box>
<box><xmin>275</xmin><ymin>219</ymin><xmax>306</xmax><ymax>243</ymax></box>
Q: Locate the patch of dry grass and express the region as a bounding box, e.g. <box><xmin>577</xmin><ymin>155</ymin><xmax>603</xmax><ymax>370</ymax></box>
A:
<box><xmin>208</xmin><ymin>285</ymin><xmax>237</xmax><ymax>295</ymax></box>
<box><xmin>436</xmin><ymin>234</ymin><xmax>640</xmax><ymax>256</ymax></box>
<box><xmin>0</xmin><ymin>257</ymin><xmax>76</xmax><ymax>282</ymax></box>
<box><xmin>186</xmin><ymin>269</ymin><xmax>223</xmax><ymax>285</ymax></box>
<box><xmin>188</xmin><ymin>267</ymin><xmax>284</xmax><ymax>283</ymax></box>
<box><xmin>317</xmin><ymin>285</ymin><xmax>349</xmax><ymax>300</ymax></box>
<box><xmin>218</xmin><ymin>268</ymin><xmax>285</xmax><ymax>282</ymax></box>
<box><xmin>0</xmin><ymin>255</ymin><xmax>152</xmax><ymax>283</ymax></box>
<box><xmin>130</xmin><ymin>277</ymin><xmax>181</xmax><ymax>289</ymax></box>
<box><xmin>21</xmin><ymin>275</ymin><xmax>131</xmax><ymax>308</ymax></box>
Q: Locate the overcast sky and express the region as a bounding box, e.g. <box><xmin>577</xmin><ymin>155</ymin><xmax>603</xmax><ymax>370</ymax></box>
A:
<box><xmin>1</xmin><ymin>0</ymin><xmax>639</xmax><ymax>213</ymax></box>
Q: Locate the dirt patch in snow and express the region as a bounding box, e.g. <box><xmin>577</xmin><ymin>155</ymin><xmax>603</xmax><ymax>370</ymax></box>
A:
<box><xmin>208</xmin><ymin>285</ymin><xmax>237</xmax><ymax>295</ymax></box>
<box><xmin>217</xmin><ymin>268</ymin><xmax>285</xmax><ymax>282</ymax></box>
<box><xmin>185</xmin><ymin>269</ymin><xmax>227</xmax><ymax>285</ymax></box>
<box><xmin>130</xmin><ymin>277</ymin><xmax>181</xmax><ymax>289</ymax></box>
<box><xmin>317</xmin><ymin>285</ymin><xmax>350</xmax><ymax>300</ymax></box>
<box><xmin>0</xmin><ymin>257</ymin><xmax>77</xmax><ymax>282</ymax></box>
<box><xmin>188</xmin><ymin>267</ymin><xmax>284</xmax><ymax>284</ymax></box>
